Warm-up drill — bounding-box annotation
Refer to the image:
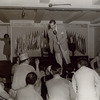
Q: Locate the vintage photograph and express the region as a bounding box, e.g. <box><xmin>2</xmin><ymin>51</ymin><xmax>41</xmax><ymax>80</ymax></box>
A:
<box><xmin>0</xmin><ymin>0</ymin><xmax>100</xmax><ymax>100</ymax></box>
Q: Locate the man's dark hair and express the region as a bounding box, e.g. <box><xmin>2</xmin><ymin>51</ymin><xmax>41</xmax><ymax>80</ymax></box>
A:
<box><xmin>77</xmin><ymin>57</ymin><xmax>89</xmax><ymax>67</ymax></box>
<box><xmin>26</xmin><ymin>72</ymin><xmax>37</xmax><ymax>85</ymax></box>
<box><xmin>49</xmin><ymin>19</ymin><xmax>56</xmax><ymax>24</ymax></box>
<box><xmin>51</xmin><ymin>63</ymin><xmax>61</xmax><ymax>75</ymax></box>
<box><xmin>48</xmin><ymin>19</ymin><xmax>56</xmax><ymax>29</ymax></box>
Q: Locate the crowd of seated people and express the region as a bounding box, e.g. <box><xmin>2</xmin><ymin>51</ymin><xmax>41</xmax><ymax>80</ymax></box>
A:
<box><xmin>0</xmin><ymin>52</ymin><xmax>100</xmax><ymax>100</ymax></box>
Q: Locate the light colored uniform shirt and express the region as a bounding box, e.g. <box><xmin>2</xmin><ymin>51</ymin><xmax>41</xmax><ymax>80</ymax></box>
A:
<box><xmin>72</xmin><ymin>66</ymin><xmax>100</xmax><ymax>100</ymax></box>
<box><xmin>16</xmin><ymin>85</ymin><xmax>43</xmax><ymax>100</ymax></box>
<box><xmin>46</xmin><ymin>75</ymin><xmax>75</xmax><ymax>100</ymax></box>
<box><xmin>12</xmin><ymin>63</ymin><xmax>35</xmax><ymax>90</ymax></box>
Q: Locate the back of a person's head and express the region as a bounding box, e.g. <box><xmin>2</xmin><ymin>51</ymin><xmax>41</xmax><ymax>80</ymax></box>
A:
<box><xmin>26</xmin><ymin>72</ymin><xmax>37</xmax><ymax>85</ymax></box>
<box><xmin>51</xmin><ymin>63</ymin><xmax>61</xmax><ymax>75</ymax></box>
<box><xmin>77</xmin><ymin>57</ymin><xmax>89</xmax><ymax>67</ymax></box>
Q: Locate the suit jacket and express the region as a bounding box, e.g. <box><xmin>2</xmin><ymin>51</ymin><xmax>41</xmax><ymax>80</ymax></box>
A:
<box><xmin>48</xmin><ymin>25</ymin><xmax>69</xmax><ymax>53</ymax></box>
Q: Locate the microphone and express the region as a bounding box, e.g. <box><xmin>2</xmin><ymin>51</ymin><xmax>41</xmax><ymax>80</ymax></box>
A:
<box><xmin>53</xmin><ymin>30</ymin><xmax>57</xmax><ymax>35</ymax></box>
<box><xmin>53</xmin><ymin>30</ymin><xmax>59</xmax><ymax>42</ymax></box>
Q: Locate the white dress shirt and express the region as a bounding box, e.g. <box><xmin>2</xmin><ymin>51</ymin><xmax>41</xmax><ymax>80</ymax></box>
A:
<box><xmin>46</xmin><ymin>74</ymin><xmax>75</xmax><ymax>100</ymax></box>
<box><xmin>12</xmin><ymin>63</ymin><xmax>35</xmax><ymax>90</ymax></box>
<box><xmin>72</xmin><ymin>66</ymin><xmax>100</xmax><ymax>100</ymax></box>
<box><xmin>16</xmin><ymin>85</ymin><xmax>43</xmax><ymax>100</ymax></box>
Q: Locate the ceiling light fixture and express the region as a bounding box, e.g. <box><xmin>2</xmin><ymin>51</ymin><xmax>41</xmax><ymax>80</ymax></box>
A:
<box><xmin>22</xmin><ymin>8</ymin><xmax>25</xmax><ymax>18</ymax></box>
<box><xmin>48</xmin><ymin>3</ymin><xmax>71</xmax><ymax>7</ymax></box>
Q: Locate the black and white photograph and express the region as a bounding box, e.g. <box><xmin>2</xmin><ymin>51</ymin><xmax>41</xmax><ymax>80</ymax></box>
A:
<box><xmin>0</xmin><ymin>0</ymin><xmax>100</xmax><ymax>100</ymax></box>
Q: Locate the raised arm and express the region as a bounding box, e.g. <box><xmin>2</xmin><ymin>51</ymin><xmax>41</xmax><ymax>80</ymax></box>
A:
<box><xmin>90</xmin><ymin>56</ymin><xmax>98</xmax><ymax>69</ymax></box>
<box><xmin>35</xmin><ymin>58</ymin><xmax>40</xmax><ymax>76</ymax></box>
<box><xmin>0</xmin><ymin>38</ymin><xmax>4</xmax><ymax>41</ymax></box>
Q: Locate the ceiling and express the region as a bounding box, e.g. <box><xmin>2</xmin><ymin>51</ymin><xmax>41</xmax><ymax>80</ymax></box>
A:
<box><xmin>0</xmin><ymin>0</ymin><xmax>100</xmax><ymax>24</ymax></box>
<box><xmin>0</xmin><ymin>7</ymin><xmax>100</xmax><ymax>24</ymax></box>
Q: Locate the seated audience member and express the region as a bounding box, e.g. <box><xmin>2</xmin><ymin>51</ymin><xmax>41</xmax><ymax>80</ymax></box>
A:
<box><xmin>90</xmin><ymin>51</ymin><xmax>100</xmax><ymax>71</ymax></box>
<box><xmin>16</xmin><ymin>72</ymin><xmax>43</xmax><ymax>100</ymax></box>
<box><xmin>41</xmin><ymin>65</ymin><xmax>53</xmax><ymax>100</ymax></box>
<box><xmin>9</xmin><ymin>53</ymin><xmax>35</xmax><ymax>99</ymax></box>
<box><xmin>72</xmin><ymin>57</ymin><xmax>100</xmax><ymax>100</ymax></box>
<box><xmin>46</xmin><ymin>63</ymin><xmax>75</xmax><ymax>100</ymax></box>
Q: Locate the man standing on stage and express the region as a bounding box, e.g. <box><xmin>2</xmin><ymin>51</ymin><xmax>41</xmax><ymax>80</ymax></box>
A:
<box><xmin>48</xmin><ymin>19</ymin><xmax>71</xmax><ymax>70</ymax></box>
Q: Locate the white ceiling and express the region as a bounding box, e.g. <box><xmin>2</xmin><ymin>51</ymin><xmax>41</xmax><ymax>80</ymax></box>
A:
<box><xmin>0</xmin><ymin>0</ymin><xmax>100</xmax><ymax>9</ymax></box>
<box><xmin>0</xmin><ymin>0</ymin><xmax>100</xmax><ymax>24</ymax></box>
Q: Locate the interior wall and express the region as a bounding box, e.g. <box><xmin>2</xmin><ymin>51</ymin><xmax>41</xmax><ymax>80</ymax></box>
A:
<box><xmin>94</xmin><ymin>27</ymin><xmax>100</xmax><ymax>56</ymax></box>
<box><xmin>88</xmin><ymin>26</ymin><xmax>95</xmax><ymax>58</ymax></box>
<box><xmin>0</xmin><ymin>21</ymin><xmax>97</xmax><ymax>60</ymax></box>
<box><xmin>64</xmin><ymin>24</ymin><xmax>88</xmax><ymax>56</ymax></box>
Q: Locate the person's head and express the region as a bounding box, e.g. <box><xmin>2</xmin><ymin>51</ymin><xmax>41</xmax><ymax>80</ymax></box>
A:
<box><xmin>45</xmin><ymin>65</ymin><xmax>52</xmax><ymax>75</ymax></box>
<box><xmin>19</xmin><ymin>53</ymin><xmax>30</xmax><ymax>64</ymax></box>
<box><xmin>26</xmin><ymin>72</ymin><xmax>37</xmax><ymax>85</ymax></box>
<box><xmin>4</xmin><ymin>34</ymin><xmax>9</xmax><ymax>38</ymax></box>
<box><xmin>77</xmin><ymin>57</ymin><xmax>89</xmax><ymax>68</ymax></box>
<box><xmin>48</xmin><ymin>19</ymin><xmax>56</xmax><ymax>30</ymax></box>
<box><xmin>50</xmin><ymin>63</ymin><xmax>61</xmax><ymax>75</ymax></box>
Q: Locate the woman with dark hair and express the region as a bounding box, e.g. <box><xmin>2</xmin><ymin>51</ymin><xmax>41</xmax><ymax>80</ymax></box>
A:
<box><xmin>0</xmin><ymin>33</ymin><xmax>10</xmax><ymax>60</ymax></box>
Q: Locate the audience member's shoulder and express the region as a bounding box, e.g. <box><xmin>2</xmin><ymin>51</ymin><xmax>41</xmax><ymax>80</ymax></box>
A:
<box><xmin>36</xmin><ymin>95</ymin><xmax>43</xmax><ymax>100</ymax></box>
<box><xmin>17</xmin><ymin>87</ymin><xmax>26</xmax><ymax>94</ymax></box>
<box><xmin>64</xmin><ymin>78</ymin><xmax>71</xmax><ymax>84</ymax></box>
<box><xmin>46</xmin><ymin>78</ymin><xmax>52</xmax><ymax>84</ymax></box>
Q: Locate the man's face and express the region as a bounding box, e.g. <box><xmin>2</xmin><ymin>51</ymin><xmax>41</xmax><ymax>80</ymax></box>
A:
<box><xmin>50</xmin><ymin>22</ymin><xmax>56</xmax><ymax>30</ymax></box>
